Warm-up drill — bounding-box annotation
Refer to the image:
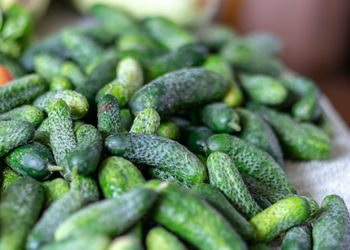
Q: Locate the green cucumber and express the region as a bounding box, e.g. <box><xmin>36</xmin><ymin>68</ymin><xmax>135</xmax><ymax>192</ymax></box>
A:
<box><xmin>0</xmin><ymin>166</ymin><xmax>21</xmax><ymax>197</ymax></box>
<box><xmin>34</xmin><ymin>118</ymin><xmax>50</xmax><ymax>146</ymax></box>
<box><xmin>312</xmin><ymin>195</ymin><xmax>350</xmax><ymax>249</ymax></box>
<box><xmin>191</xmin><ymin>183</ymin><xmax>255</xmax><ymax>240</ymax></box>
<box><xmin>199</xmin><ymin>25</ymin><xmax>236</xmax><ymax>51</ymax></box>
<box><xmin>98</xmin><ymin>156</ymin><xmax>145</xmax><ymax>199</ymax></box>
<box><xmin>142</xmin><ymin>17</ymin><xmax>194</xmax><ymax>50</ymax></box>
<box><xmin>34</xmin><ymin>90</ymin><xmax>89</xmax><ymax>120</ymax></box>
<box><xmin>105</xmin><ymin>133</ymin><xmax>207</xmax><ymax>186</ymax></box>
<box><xmin>117</xmin><ymin>34</ymin><xmax>158</xmax><ymax>51</ymax></box>
<box><xmin>207</xmin><ymin>152</ymin><xmax>262</xmax><ymax>218</ymax></box>
<box><xmin>244</xmin><ymin>33</ymin><xmax>282</xmax><ymax>57</ymax></box>
<box><xmin>70</xmin><ymin>175</ymin><xmax>100</xmax><ymax>203</ymax></box>
<box><xmin>120</xmin><ymin>109</ymin><xmax>133</xmax><ymax>132</ymax></box>
<box><xmin>34</xmin><ymin>54</ymin><xmax>64</xmax><ymax>80</ymax></box>
<box><xmin>158</xmin><ymin>121</ymin><xmax>179</xmax><ymax>140</ymax></box>
<box><xmin>43</xmin><ymin>178</ymin><xmax>70</xmax><ymax>208</ymax></box>
<box><xmin>40</xmin><ymin>234</ymin><xmax>111</xmax><ymax>250</ymax></box>
<box><xmin>49</xmin><ymin>76</ymin><xmax>73</xmax><ymax>91</ymax></box>
<box><xmin>55</xmin><ymin>187</ymin><xmax>157</xmax><ymax>240</ymax></box>
<box><xmin>185</xmin><ymin>126</ymin><xmax>214</xmax><ymax>155</ymax></box>
<box><xmin>0</xmin><ymin>105</ymin><xmax>44</xmax><ymax>127</ymax></box>
<box><xmin>249</xmin><ymin>243</ymin><xmax>271</xmax><ymax>250</ymax></box>
<box><xmin>147</xmin><ymin>43</ymin><xmax>208</xmax><ymax>80</ymax></box>
<box><xmin>247</xmin><ymin>103</ymin><xmax>331</xmax><ymax>160</ymax></box>
<box><xmin>97</xmin><ymin>94</ymin><xmax>121</xmax><ymax>137</ymax></box>
<box><xmin>200</xmin><ymin>102</ymin><xmax>241</xmax><ymax>133</ymax></box>
<box><xmin>60</xmin><ymin>61</ymin><xmax>86</xmax><ymax>88</ymax></box>
<box><xmin>65</xmin><ymin>124</ymin><xmax>103</xmax><ymax>176</ymax></box>
<box><xmin>240</xmin><ymin>74</ymin><xmax>287</xmax><ymax>105</ymax></box>
<box><xmin>281</xmin><ymin>225</ymin><xmax>312</xmax><ymax>250</ymax></box>
<box><xmin>109</xmin><ymin>235</ymin><xmax>142</xmax><ymax>250</ymax></box>
<box><xmin>207</xmin><ymin>134</ymin><xmax>296</xmax><ymax>196</ymax></box>
<box><xmin>237</xmin><ymin>108</ymin><xmax>283</xmax><ymax>166</ymax></box>
<box><xmin>237</xmin><ymin>56</ymin><xmax>283</xmax><ymax>77</ymax></box>
<box><xmin>146</xmin><ymin>227</ymin><xmax>187</xmax><ymax>250</ymax></box>
<box><xmin>250</xmin><ymin>196</ymin><xmax>316</xmax><ymax>243</ymax></box>
<box><xmin>26</xmin><ymin>190</ymin><xmax>87</xmax><ymax>250</ymax></box>
<box><xmin>0</xmin><ymin>120</ymin><xmax>35</xmax><ymax>157</ymax></box>
<box><xmin>145</xmin><ymin>180</ymin><xmax>247</xmax><ymax>250</ymax></box>
<box><xmin>4</xmin><ymin>142</ymin><xmax>57</xmax><ymax>180</ymax></box>
<box><xmin>129</xmin><ymin>68</ymin><xmax>227</xmax><ymax>117</ymax></box>
<box><xmin>0</xmin><ymin>178</ymin><xmax>44</xmax><ymax>250</ymax></box>
<box><xmin>48</xmin><ymin>99</ymin><xmax>77</xmax><ymax>179</ymax></box>
<box><xmin>0</xmin><ymin>74</ymin><xmax>47</xmax><ymax>114</ymax></box>
<box><xmin>130</xmin><ymin>108</ymin><xmax>160</xmax><ymax>135</ymax></box>
<box><xmin>73</xmin><ymin>24</ymin><xmax>115</xmax><ymax>45</ymax></box>
<box><xmin>0</xmin><ymin>54</ymin><xmax>26</xmax><ymax>78</ymax></box>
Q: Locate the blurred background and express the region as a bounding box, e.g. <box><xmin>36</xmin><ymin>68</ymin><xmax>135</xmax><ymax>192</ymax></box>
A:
<box><xmin>2</xmin><ymin>0</ymin><xmax>349</xmax><ymax>125</ymax></box>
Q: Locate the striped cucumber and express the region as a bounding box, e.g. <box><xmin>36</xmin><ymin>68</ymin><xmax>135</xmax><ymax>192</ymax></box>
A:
<box><xmin>0</xmin><ymin>105</ymin><xmax>43</xmax><ymax>127</ymax></box>
<box><xmin>130</xmin><ymin>108</ymin><xmax>160</xmax><ymax>135</ymax></box>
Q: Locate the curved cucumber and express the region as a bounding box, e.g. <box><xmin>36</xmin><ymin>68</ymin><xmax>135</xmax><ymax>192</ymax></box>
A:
<box><xmin>281</xmin><ymin>225</ymin><xmax>312</xmax><ymax>250</ymax></box>
<box><xmin>146</xmin><ymin>227</ymin><xmax>187</xmax><ymax>250</ymax></box>
<box><xmin>129</xmin><ymin>68</ymin><xmax>227</xmax><ymax>117</ymax></box>
<box><xmin>97</xmin><ymin>94</ymin><xmax>121</xmax><ymax>138</ymax></box>
<box><xmin>98</xmin><ymin>156</ymin><xmax>145</xmax><ymax>199</ymax></box>
<box><xmin>207</xmin><ymin>152</ymin><xmax>262</xmax><ymax>218</ymax></box>
<box><xmin>130</xmin><ymin>108</ymin><xmax>160</xmax><ymax>135</ymax></box>
<box><xmin>0</xmin><ymin>105</ymin><xmax>43</xmax><ymax>127</ymax></box>
<box><xmin>105</xmin><ymin>133</ymin><xmax>207</xmax><ymax>186</ymax></box>
<box><xmin>43</xmin><ymin>178</ymin><xmax>70</xmax><ymax>208</ymax></box>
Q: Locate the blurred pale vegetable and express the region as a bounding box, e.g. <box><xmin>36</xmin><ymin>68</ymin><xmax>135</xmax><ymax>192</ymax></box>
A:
<box><xmin>1</xmin><ymin>0</ymin><xmax>51</xmax><ymax>21</ymax></box>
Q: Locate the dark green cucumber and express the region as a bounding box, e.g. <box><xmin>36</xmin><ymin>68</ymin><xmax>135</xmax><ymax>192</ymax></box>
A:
<box><xmin>43</xmin><ymin>178</ymin><xmax>70</xmax><ymax>208</ymax></box>
<box><xmin>147</xmin><ymin>43</ymin><xmax>208</xmax><ymax>80</ymax></box>
<box><xmin>4</xmin><ymin>142</ymin><xmax>57</xmax><ymax>180</ymax></box>
<box><xmin>115</xmin><ymin>47</ymin><xmax>166</xmax><ymax>69</ymax></box>
<box><xmin>237</xmin><ymin>108</ymin><xmax>283</xmax><ymax>166</ymax></box>
<box><xmin>158</xmin><ymin>121</ymin><xmax>180</xmax><ymax>140</ymax></box>
<box><xmin>98</xmin><ymin>156</ymin><xmax>145</xmax><ymax>198</ymax></box>
<box><xmin>200</xmin><ymin>102</ymin><xmax>241</xmax><ymax>133</ymax></box>
<box><xmin>34</xmin><ymin>90</ymin><xmax>89</xmax><ymax>120</ymax></box>
<box><xmin>48</xmin><ymin>99</ymin><xmax>77</xmax><ymax>179</ymax></box>
<box><xmin>0</xmin><ymin>178</ymin><xmax>44</xmax><ymax>250</ymax></box>
<box><xmin>70</xmin><ymin>175</ymin><xmax>100</xmax><ymax>203</ymax></box>
<box><xmin>130</xmin><ymin>108</ymin><xmax>160</xmax><ymax>135</ymax></box>
<box><xmin>0</xmin><ymin>54</ymin><xmax>26</xmax><ymax>78</ymax></box>
<box><xmin>0</xmin><ymin>120</ymin><xmax>35</xmax><ymax>157</ymax></box>
<box><xmin>129</xmin><ymin>68</ymin><xmax>227</xmax><ymax>117</ymax></box>
<box><xmin>40</xmin><ymin>234</ymin><xmax>110</xmax><ymax>250</ymax></box>
<box><xmin>142</xmin><ymin>17</ymin><xmax>194</xmax><ymax>50</ymax></box>
<box><xmin>105</xmin><ymin>133</ymin><xmax>207</xmax><ymax>186</ymax></box>
<box><xmin>60</xmin><ymin>61</ymin><xmax>86</xmax><ymax>88</ymax></box>
<box><xmin>191</xmin><ymin>183</ymin><xmax>255</xmax><ymax>240</ymax></box>
<box><xmin>146</xmin><ymin>227</ymin><xmax>187</xmax><ymax>250</ymax></box>
<box><xmin>0</xmin><ymin>105</ymin><xmax>44</xmax><ymax>127</ymax></box>
<box><xmin>207</xmin><ymin>134</ymin><xmax>296</xmax><ymax>196</ymax></box>
<box><xmin>250</xmin><ymin>196</ymin><xmax>315</xmax><ymax>243</ymax></box>
<box><xmin>0</xmin><ymin>74</ymin><xmax>47</xmax><ymax>114</ymax></box>
<box><xmin>26</xmin><ymin>190</ymin><xmax>87</xmax><ymax>250</ymax></box>
<box><xmin>145</xmin><ymin>180</ymin><xmax>247</xmax><ymax>250</ymax></box>
<box><xmin>55</xmin><ymin>187</ymin><xmax>157</xmax><ymax>240</ymax></box>
<box><xmin>49</xmin><ymin>76</ymin><xmax>73</xmax><ymax>91</ymax></box>
<box><xmin>97</xmin><ymin>94</ymin><xmax>121</xmax><ymax>137</ymax></box>
<box><xmin>72</xmin><ymin>24</ymin><xmax>115</xmax><ymax>45</ymax></box>
<box><xmin>34</xmin><ymin>118</ymin><xmax>50</xmax><ymax>146</ymax></box>
<box><xmin>281</xmin><ymin>225</ymin><xmax>312</xmax><ymax>250</ymax></box>
<box><xmin>34</xmin><ymin>54</ymin><xmax>64</xmax><ymax>80</ymax></box>
<box><xmin>249</xmin><ymin>243</ymin><xmax>272</xmax><ymax>250</ymax></box>
<box><xmin>199</xmin><ymin>25</ymin><xmax>236</xmax><ymax>51</ymax></box>
<box><xmin>244</xmin><ymin>33</ymin><xmax>282</xmax><ymax>57</ymax></box>
<box><xmin>240</xmin><ymin>74</ymin><xmax>287</xmax><ymax>105</ymax></box>
<box><xmin>65</xmin><ymin>124</ymin><xmax>103</xmax><ymax>176</ymax></box>
<box><xmin>0</xmin><ymin>166</ymin><xmax>21</xmax><ymax>197</ymax></box>
<box><xmin>185</xmin><ymin>126</ymin><xmax>214</xmax><ymax>155</ymax></box>
<box><xmin>247</xmin><ymin>103</ymin><xmax>331</xmax><ymax>160</ymax></box>
<box><xmin>109</xmin><ymin>235</ymin><xmax>143</xmax><ymax>250</ymax></box>
<box><xmin>312</xmin><ymin>195</ymin><xmax>350</xmax><ymax>249</ymax></box>
<box><xmin>237</xmin><ymin>55</ymin><xmax>283</xmax><ymax>77</ymax></box>
<box><xmin>207</xmin><ymin>152</ymin><xmax>262</xmax><ymax>218</ymax></box>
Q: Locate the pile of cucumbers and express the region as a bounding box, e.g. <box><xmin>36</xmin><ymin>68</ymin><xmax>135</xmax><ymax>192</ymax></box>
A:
<box><xmin>0</xmin><ymin>4</ymin><xmax>349</xmax><ymax>250</ymax></box>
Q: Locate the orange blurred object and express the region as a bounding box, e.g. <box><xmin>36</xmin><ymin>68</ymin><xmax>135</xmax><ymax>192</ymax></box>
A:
<box><xmin>0</xmin><ymin>66</ymin><xmax>14</xmax><ymax>86</ymax></box>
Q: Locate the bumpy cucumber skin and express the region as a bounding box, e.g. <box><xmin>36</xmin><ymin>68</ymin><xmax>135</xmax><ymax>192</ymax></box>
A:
<box><xmin>145</xmin><ymin>181</ymin><xmax>247</xmax><ymax>250</ymax></box>
<box><xmin>237</xmin><ymin>108</ymin><xmax>284</xmax><ymax>166</ymax></box>
<box><xmin>312</xmin><ymin>195</ymin><xmax>350</xmax><ymax>250</ymax></box>
<box><xmin>34</xmin><ymin>54</ymin><xmax>63</xmax><ymax>80</ymax></box>
<box><xmin>240</xmin><ymin>74</ymin><xmax>287</xmax><ymax>105</ymax></box>
<box><xmin>129</xmin><ymin>68</ymin><xmax>227</xmax><ymax>117</ymax></box>
<box><xmin>130</xmin><ymin>108</ymin><xmax>160</xmax><ymax>135</ymax></box>
<box><xmin>34</xmin><ymin>90</ymin><xmax>89</xmax><ymax>120</ymax></box>
<box><xmin>0</xmin><ymin>120</ymin><xmax>35</xmax><ymax>157</ymax></box>
<box><xmin>201</xmin><ymin>102</ymin><xmax>241</xmax><ymax>133</ymax></box>
<box><xmin>147</xmin><ymin>43</ymin><xmax>208</xmax><ymax>80</ymax></box>
<box><xmin>40</xmin><ymin>234</ymin><xmax>111</xmax><ymax>250</ymax></box>
<box><xmin>105</xmin><ymin>133</ymin><xmax>207</xmax><ymax>186</ymax></box>
<box><xmin>43</xmin><ymin>178</ymin><xmax>70</xmax><ymax>208</ymax></box>
<box><xmin>48</xmin><ymin>99</ymin><xmax>77</xmax><ymax>179</ymax></box>
<box><xmin>207</xmin><ymin>152</ymin><xmax>262</xmax><ymax>218</ymax></box>
<box><xmin>70</xmin><ymin>176</ymin><xmax>100</xmax><ymax>203</ymax></box>
<box><xmin>97</xmin><ymin>94</ymin><xmax>121</xmax><ymax>137</ymax></box>
<box><xmin>116</xmin><ymin>57</ymin><xmax>144</xmax><ymax>96</ymax></box>
<box><xmin>5</xmin><ymin>142</ymin><xmax>55</xmax><ymax>180</ymax></box>
<box><xmin>146</xmin><ymin>227</ymin><xmax>187</xmax><ymax>250</ymax></box>
<box><xmin>208</xmin><ymin>134</ymin><xmax>295</xmax><ymax>195</ymax></box>
<box><xmin>0</xmin><ymin>178</ymin><xmax>44</xmax><ymax>250</ymax></box>
<box><xmin>98</xmin><ymin>156</ymin><xmax>145</xmax><ymax>199</ymax></box>
<box><xmin>191</xmin><ymin>183</ymin><xmax>255</xmax><ymax>240</ymax></box>
<box><xmin>0</xmin><ymin>166</ymin><xmax>21</xmax><ymax>197</ymax></box>
<box><xmin>0</xmin><ymin>74</ymin><xmax>47</xmax><ymax>114</ymax></box>
<box><xmin>66</xmin><ymin>124</ymin><xmax>103</xmax><ymax>176</ymax></box>
<box><xmin>158</xmin><ymin>121</ymin><xmax>180</xmax><ymax>140</ymax></box>
<box><xmin>247</xmin><ymin>103</ymin><xmax>331</xmax><ymax>160</ymax></box>
<box><xmin>142</xmin><ymin>17</ymin><xmax>194</xmax><ymax>50</ymax></box>
<box><xmin>109</xmin><ymin>235</ymin><xmax>143</xmax><ymax>250</ymax></box>
<box><xmin>26</xmin><ymin>190</ymin><xmax>87</xmax><ymax>250</ymax></box>
<box><xmin>250</xmin><ymin>196</ymin><xmax>312</xmax><ymax>243</ymax></box>
<box><xmin>49</xmin><ymin>76</ymin><xmax>73</xmax><ymax>91</ymax></box>
<box><xmin>0</xmin><ymin>105</ymin><xmax>43</xmax><ymax>127</ymax></box>
<box><xmin>185</xmin><ymin>126</ymin><xmax>214</xmax><ymax>155</ymax></box>
<box><xmin>55</xmin><ymin>187</ymin><xmax>157</xmax><ymax>240</ymax></box>
<box><xmin>281</xmin><ymin>225</ymin><xmax>312</xmax><ymax>250</ymax></box>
